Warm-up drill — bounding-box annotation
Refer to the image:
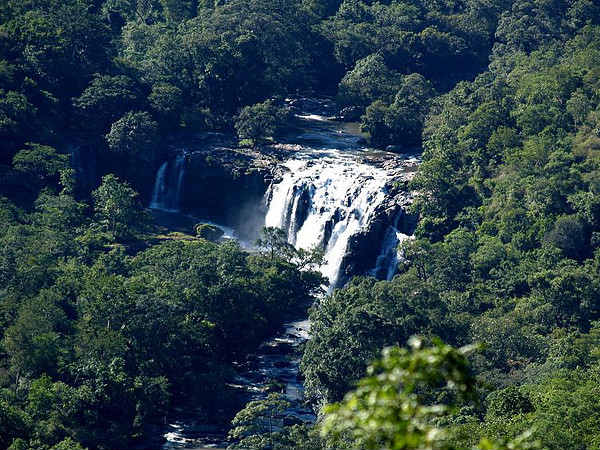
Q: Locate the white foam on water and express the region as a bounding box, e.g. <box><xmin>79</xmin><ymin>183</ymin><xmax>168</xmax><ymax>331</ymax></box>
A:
<box><xmin>265</xmin><ymin>150</ymin><xmax>394</xmax><ymax>287</ymax></box>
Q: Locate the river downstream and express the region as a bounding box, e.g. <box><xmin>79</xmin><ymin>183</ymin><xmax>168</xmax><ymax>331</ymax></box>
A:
<box><xmin>162</xmin><ymin>318</ymin><xmax>313</xmax><ymax>449</ymax></box>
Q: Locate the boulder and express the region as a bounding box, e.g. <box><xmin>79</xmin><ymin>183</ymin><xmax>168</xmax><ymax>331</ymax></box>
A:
<box><xmin>195</xmin><ymin>223</ymin><xmax>225</xmax><ymax>242</ymax></box>
<box><xmin>386</xmin><ymin>144</ymin><xmax>405</xmax><ymax>153</ymax></box>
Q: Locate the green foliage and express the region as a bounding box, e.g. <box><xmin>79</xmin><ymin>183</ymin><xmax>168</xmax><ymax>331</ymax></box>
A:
<box><xmin>301</xmin><ymin>272</ymin><xmax>461</xmax><ymax>404</ymax></box>
<box><xmin>321</xmin><ymin>0</ymin><xmax>495</xmax><ymax>80</ymax></box>
<box><xmin>234</xmin><ymin>100</ymin><xmax>290</xmax><ymax>144</ymax></box>
<box><xmin>1</xmin><ymin>0</ymin><xmax>112</xmax><ymax>93</ymax></box>
<box><xmin>92</xmin><ymin>174</ymin><xmax>150</xmax><ymax>241</ymax></box>
<box><xmin>305</xmin><ymin>18</ymin><xmax>600</xmax><ymax>450</ymax></box>
<box><xmin>74</xmin><ymin>75</ymin><xmax>141</xmax><ymax>131</ymax></box>
<box><xmin>12</xmin><ymin>143</ymin><xmax>69</xmax><ymax>184</ymax></box>
<box><xmin>303</xmin><ymin>0</ymin><xmax>343</xmax><ymax>18</ymax></box>
<box><xmin>256</xmin><ymin>227</ymin><xmax>296</xmax><ymax>261</ymax></box>
<box><xmin>195</xmin><ymin>223</ymin><xmax>225</xmax><ymax>241</ymax></box>
<box><xmin>3</xmin><ymin>295</ymin><xmax>65</xmax><ymax>382</ymax></box>
<box><xmin>119</xmin><ymin>0</ymin><xmax>325</xmax><ymax>119</ymax></box>
<box><xmin>228</xmin><ymin>393</ymin><xmax>290</xmax><ymax>449</ymax></box>
<box><xmin>361</xmin><ymin>73</ymin><xmax>435</xmax><ymax>148</ymax></box>
<box><xmin>148</xmin><ymin>83</ymin><xmax>184</xmax><ymax>125</ymax></box>
<box><xmin>159</xmin><ymin>0</ymin><xmax>196</xmax><ymax>22</ymax></box>
<box><xmin>105</xmin><ymin>111</ymin><xmax>159</xmax><ymax>160</ymax></box>
<box><xmin>227</xmin><ymin>397</ymin><xmax>327</xmax><ymax>450</ymax></box>
<box><xmin>0</xmin><ymin>400</ymin><xmax>30</xmax><ymax>450</ymax></box>
<box><xmin>0</xmin><ymin>198</ymin><xmax>323</xmax><ymax>449</ymax></box>
<box><xmin>322</xmin><ymin>339</ymin><xmax>477</xmax><ymax>450</ymax></box>
<box><xmin>337</xmin><ymin>53</ymin><xmax>401</xmax><ymax>108</ymax></box>
<box><xmin>0</xmin><ymin>90</ymin><xmax>37</xmax><ymax>146</ymax></box>
<box><xmin>4</xmin><ymin>1</ymin><xmax>600</xmax><ymax>450</ymax></box>
<box><xmin>49</xmin><ymin>438</ymin><xmax>87</xmax><ymax>450</ymax></box>
<box><xmin>544</xmin><ymin>215</ymin><xmax>588</xmax><ymax>259</ymax></box>
<box><xmin>256</xmin><ymin>227</ymin><xmax>326</xmax><ymax>274</ymax></box>
<box><xmin>321</xmin><ymin>339</ymin><xmax>542</xmax><ymax>450</ymax></box>
<box><xmin>485</xmin><ymin>386</ymin><xmax>533</xmax><ymax>419</ymax></box>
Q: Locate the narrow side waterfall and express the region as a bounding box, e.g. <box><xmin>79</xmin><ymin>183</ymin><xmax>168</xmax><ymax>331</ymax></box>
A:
<box><xmin>150</xmin><ymin>153</ymin><xmax>186</xmax><ymax>212</ymax></box>
<box><xmin>370</xmin><ymin>214</ymin><xmax>411</xmax><ymax>281</ymax></box>
<box><xmin>265</xmin><ymin>150</ymin><xmax>397</xmax><ymax>287</ymax></box>
<box><xmin>150</xmin><ymin>161</ymin><xmax>168</xmax><ymax>208</ymax></box>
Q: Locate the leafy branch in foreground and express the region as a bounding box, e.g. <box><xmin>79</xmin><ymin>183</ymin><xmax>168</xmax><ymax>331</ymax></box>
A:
<box><xmin>321</xmin><ymin>338</ymin><xmax>544</xmax><ymax>450</ymax></box>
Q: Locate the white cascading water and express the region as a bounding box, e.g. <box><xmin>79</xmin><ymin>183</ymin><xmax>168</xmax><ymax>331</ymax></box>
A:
<box><xmin>150</xmin><ymin>153</ymin><xmax>186</xmax><ymax>212</ymax></box>
<box><xmin>265</xmin><ymin>149</ymin><xmax>399</xmax><ymax>287</ymax></box>
<box><xmin>150</xmin><ymin>161</ymin><xmax>168</xmax><ymax>208</ymax></box>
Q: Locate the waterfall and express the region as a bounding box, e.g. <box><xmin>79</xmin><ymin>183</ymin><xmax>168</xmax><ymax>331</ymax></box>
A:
<box><xmin>265</xmin><ymin>150</ymin><xmax>396</xmax><ymax>288</ymax></box>
<box><xmin>150</xmin><ymin>153</ymin><xmax>186</xmax><ymax>212</ymax></box>
<box><xmin>370</xmin><ymin>213</ymin><xmax>411</xmax><ymax>281</ymax></box>
<box><xmin>150</xmin><ymin>161</ymin><xmax>168</xmax><ymax>209</ymax></box>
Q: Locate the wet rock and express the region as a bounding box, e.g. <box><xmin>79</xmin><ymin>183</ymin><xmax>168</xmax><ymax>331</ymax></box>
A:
<box><xmin>261</xmin><ymin>342</ymin><xmax>294</xmax><ymax>355</ymax></box>
<box><xmin>336</xmin><ymin>170</ymin><xmax>418</xmax><ymax>285</ymax></box>
<box><xmin>386</xmin><ymin>144</ymin><xmax>405</xmax><ymax>153</ymax></box>
<box><xmin>164</xmin><ymin>139</ymin><xmax>279</xmax><ymax>241</ymax></box>
<box><xmin>288</xmin><ymin>184</ymin><xmax>312</xmax><ymax>237</ymax></box>
<box><xmin>287</xmin><ymin>96</ymin><xmax>337</xmax><ymax>116</ymax></box>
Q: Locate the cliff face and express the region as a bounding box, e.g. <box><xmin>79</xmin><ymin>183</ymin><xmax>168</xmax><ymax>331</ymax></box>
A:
<box><xmin>166</xmin><ymin>133</ymin><xmax>281</xmax><ymax>241</ymax></box>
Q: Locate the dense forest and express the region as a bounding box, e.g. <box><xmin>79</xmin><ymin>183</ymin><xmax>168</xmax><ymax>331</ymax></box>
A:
<box><xmin>2</xmin><ymin>0</ymin><xmax>600</xmax><ymax>450</ymax></box>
